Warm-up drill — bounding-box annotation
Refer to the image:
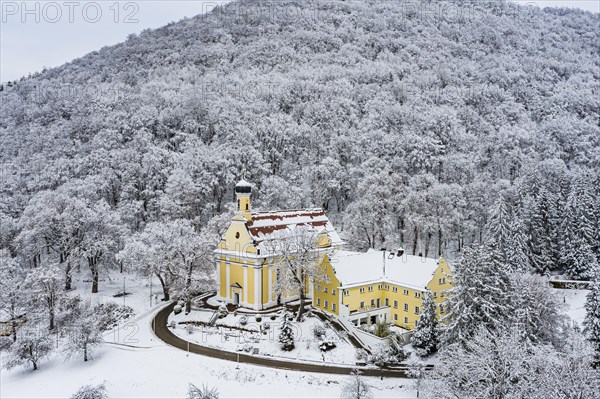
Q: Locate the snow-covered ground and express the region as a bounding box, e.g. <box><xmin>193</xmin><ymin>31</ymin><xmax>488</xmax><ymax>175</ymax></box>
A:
<box><xmin>0</xmin><ymin>304</ymin><xmax>415</xmax><ymax>399</ymax></box>
<box><xmin>169</xmin><ymin>309</ymin><xmax>359</xmax><ymax>365</ymax></box>
<box><xmin>0</xmin><ymin>271</ymin><xmax>415</xmax><ymax>398</ymax></box>
<box><xmin>559</xmin><ymin>288</ymin><xmax>589</xmax><ymax>327</ymax></box>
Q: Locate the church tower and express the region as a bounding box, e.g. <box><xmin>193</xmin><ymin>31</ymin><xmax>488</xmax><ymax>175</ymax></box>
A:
<box><xmin>235</xmin><ymin>179</ymin><xmax>252</xmax><ymax>220</ymax></box>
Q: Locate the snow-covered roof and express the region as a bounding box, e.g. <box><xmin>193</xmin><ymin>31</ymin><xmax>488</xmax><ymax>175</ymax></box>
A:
<box><xmin>235</xmin><ymin>179</ymin><xmax>252</xmax><ymax>188</ymax></box>
<box><xmin>330</xmin><ymin>249</ymin><xmax>440</xmax><ymax>290</ymax></box>
<box><xmin>246</xmin><ymin>209</ymin><xmax>343</xmax><ymax>251</ymax></box>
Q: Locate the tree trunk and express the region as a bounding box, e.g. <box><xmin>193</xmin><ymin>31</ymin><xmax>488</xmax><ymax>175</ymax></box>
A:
<box><xmin>412</xmin><ymin>226</ymin><xmax>419</xmax><ymax>255</ymax></box>
<box><xmin>89</xmin><ymin>256</ymin><xmax>99</xmax><ymax>293</ymax></box>
<box><xmin>84</xmin><ymin>344</ymin><xmax>88</xmax><ymax>362</ymax></box>
<box><xmin>296</xmin><ymin>288</ymin><xmax>306</xmax><ymax>322</ymax></box>
<box><xmin>29</xmin><ymin>345</ymin><xmax>37</xmax><ymax>370</ymax></box>
<box><xmin>64</xmin><ymin>259</ymin><xmax>72</xmax><ymax>291</ymax></box>
<box><xmin>156</xmin><ymin>273</ymin><xmax>170</xmax><ymax>301</ymax></box>
<box><xmin>11</xmin><ymin>320</ymin><xmax>17</xmax><ymax>342</ymax></box>
<box><xmin>92</xmin><ymin>268</ymin><xmax>99</xmax><ymax>294</ymax></box>
<box><xmin>49</xmin><ymin>306</ymin><xmax>55</xmax><ymax>331</ymax></box>
<box><xmin>438</xmin><ymin>229</ymin><xmax>443</xmax><ymax>257</ymax></box>
<box><xmin>185</xmin><ymin>262</ymin><xmax>193</xmax><ymax>314</ymax></box>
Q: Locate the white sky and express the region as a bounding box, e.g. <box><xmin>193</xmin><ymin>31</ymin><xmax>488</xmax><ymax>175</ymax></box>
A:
<box><xmin>1</xmin><ymin>0</ymin><xmax>598</xmax><ymax>82</ymax></box>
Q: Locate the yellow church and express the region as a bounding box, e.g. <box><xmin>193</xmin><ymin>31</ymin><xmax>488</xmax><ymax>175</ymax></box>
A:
<box><xmin>214</xmin><ymin>179</ymin><xmax>452</xmax><ymax>330</ymax></box>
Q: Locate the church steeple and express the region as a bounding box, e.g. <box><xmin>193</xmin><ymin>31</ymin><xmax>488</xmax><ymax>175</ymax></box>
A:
<box><xmin>235</xmin><ymin>178</ymin><xmax>252</xmax><ymax>220</ymax></box>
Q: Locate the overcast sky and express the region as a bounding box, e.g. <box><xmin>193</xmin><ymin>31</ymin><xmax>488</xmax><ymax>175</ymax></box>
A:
<box><xmin>1</xmin><ymin>0</ymin><xmax>598</xmax><ymax>82</ymax></box>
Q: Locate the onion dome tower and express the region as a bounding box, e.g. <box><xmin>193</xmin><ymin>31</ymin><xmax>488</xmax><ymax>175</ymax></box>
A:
<box><xmin>235</xmin><ymin>178</ymin><xmax>252</xmax><ymax>219</ymax></box>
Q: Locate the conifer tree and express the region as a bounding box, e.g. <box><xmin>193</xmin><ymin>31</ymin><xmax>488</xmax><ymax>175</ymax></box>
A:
<box><xmin>506</xmin><ymin>218</ymin><xmax>532</xmax><ymax>273</ymax></box>
<box><xmin>583</xmin><ymin>282</ymin><xmax>600</xmax><ymax>365</ymax></box>
<box><xmin>485</xmin><ymin>197</ymin><xmax>511</xmax><ymax>259</ymax></box>
<box><xmin>443</xmin><ymin>244</ymin><xmax>511</xmax><ymax>346</ymax></box>
<box><xmin>278</xmin><ymin>310</ymin><xmax>295</xmax><ymax>351</ymax></box>
<box><xmin>561</xmin><ymin>192</ymin><xmax>600</xmax><ymax>280</ymax></box>
<box><xmin>411</xmin><ymin>291</ymin><xmax>439</xmax><ymax>356</ymax></box>
<box><xmin>528</xmin><ymin>188</ymin><xmax>560</xmax><ymax>274</ymax></box>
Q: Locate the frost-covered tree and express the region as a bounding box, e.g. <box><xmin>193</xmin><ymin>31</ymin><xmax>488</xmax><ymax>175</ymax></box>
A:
<box><xmin>583</xmin><ymin>282</ymin><xmax>600</xmax><ymax>365</ymax></box>
<box><xmin>24</xmin><ymin>264</ymin><xmax>64</xmax><ymax>331</ymax></box>
<box><xmin>340</xmin><ymin>369</ymin><xmax>373</xmax><ymax>399</ymax></box>
<box><xmin>188</xmin><ymin>383</ymin><xmax>219</xmax><ymax>399</ymax></box>
<box><xmin>119</xmin><ymin>220</ymin><xmax>213</xmax><ymax>305</ymax></box>
<box><xmin>70</xmin><ymin>383</ymin><xmax>108</xmax><ymax>399</ymax></box>
<box><xmin>0</xmin><ymin>250</ymin><xmax>27</xmax><ymax>341</ymax></box>
<box><xmin>76</xmin><ymin>200</ymin><xmax>126</xmax><ymax>293</ymax></box>
<box><xmin>262</xmin><ymin>226</ymin><xmax>329</xmax><ymax>321</ymax></box>
<box><xmin>443</xmin><ymin>244</ymin><xmax>510</xmax><ymax>346</ymax></box>
<box><xmin>16</xmin><ymin>189</ymin><xmax>86</xmax><ymax>290</ymax></box>
<box><xmin>509</xmin><ymin>273</ymin><xmax>565</xmax><ymax>345</ymax></box>
<box><xmin>485</xmin><ymin>197</ymin><xmax>511</xmax><ymax>259</ymax></box>
<box><xmin>411</xmin><ymin>291</ymin><xmax>439</xmax><ymax>356</ymax></box>
<box><xmin>505</xmin><ymin>217</ymin><xmax>532</xmax><ymax>273</ymax></box>
<box><xmin>4</xmin><ymin>325</ymin><xmax>52</xmax><ymax>371</ymax></box>
<box><xmin>560</xmin><ymin>192</ymin><xmax>600</xmax><ymax>280</ymax></box>
<box><xmin>526</xmin><ymin>187</ymin><xmax>560</xmax><ymax>274</ymax></box>
<box><xmin>277</xmin><ymin>310</ymin><xmax>295</xmax><ymax>351</ymax></box>
<box><xmin>421</xmin><ymin>327</ymin><xmax>600</xmax><ymax>399</ymax></box>
<box><xmin>66</xmin><ymin>302</ymin><xmax>103</xmax><ymax>362</ymax></box>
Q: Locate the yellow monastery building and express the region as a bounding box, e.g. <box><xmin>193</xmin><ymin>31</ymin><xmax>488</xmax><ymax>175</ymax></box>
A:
<box><xmin>214</xmin><ymin>179</ymin><xmax>452</xmax><ymax>330</ymax></box>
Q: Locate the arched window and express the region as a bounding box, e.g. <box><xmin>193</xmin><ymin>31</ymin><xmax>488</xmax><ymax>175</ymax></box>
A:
<box><xmin>235</xmin><ymin>232</ymin><xmax>240</xmax><ymax>239</ymax></box>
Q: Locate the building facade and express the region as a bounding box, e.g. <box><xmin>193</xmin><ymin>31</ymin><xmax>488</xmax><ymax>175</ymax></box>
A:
<box><xmin>214</xmin><ymin>179</ymin><xmax>342</xmax><ymax>310</ymax></box>
<box><xmin>215</xmin><ymin>180</ymin><xmax>452</xmax><ymax>329</ymax></box>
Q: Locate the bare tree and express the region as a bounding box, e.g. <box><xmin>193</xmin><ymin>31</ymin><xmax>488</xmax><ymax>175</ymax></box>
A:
<box><xmin>262</xmin><ymin>226</ymin><xmax>331</xmax><ymax>321</ymax></box>
<box><xmin>341</xmin><ymin>369</ymin><xmax>373</xmax><ymax>399</ymax></box>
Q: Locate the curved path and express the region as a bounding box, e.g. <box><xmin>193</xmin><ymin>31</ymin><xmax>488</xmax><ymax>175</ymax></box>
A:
<box><xmin>153</xmin><ymin>302</ymin><xmax>421</xmax><ymax>378</ymax></box>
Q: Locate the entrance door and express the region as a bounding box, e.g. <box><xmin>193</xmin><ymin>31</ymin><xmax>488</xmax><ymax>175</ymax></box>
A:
<box><xmin>233</xmin><ymin>292</ymin><xmax>240</xmax><ymax>306</ymax></box>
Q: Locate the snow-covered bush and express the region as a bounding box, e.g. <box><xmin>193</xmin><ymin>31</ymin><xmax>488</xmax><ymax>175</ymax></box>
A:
<box><xmin>254</xmin><ymin>315</ymin><xmax>262</xmax><ymax>323</ymax></box>
<box><xmin>388</xmin><ymin>336</ymin><xmax>409</xmax><ymax>364</ymax></box>
<box><xmin>269</xmin><ymin>314</ymin><xmax>277</xmax><ymax>321</ymax></box>
<box><xmin>262</xmin><ymin>322</ymin><xmax>270</xmax><ymax>330</ymax></box>
<box><xmin>218</xmin><ymin>303</ymin><xmax>228</xmax><ymax>319</ymax></box>
<box><xmin>70</xmin><ymin>383</ymin><xmax>108</xmax><ymax>399</ymax></box>
<box><xmin>94</xmin><ymin>303</ymin><xmax>134</xmax><ymax>331</ymax></box>
<box><xmin>370</xmin><ymin>339</ymin><xmax>408</xmax><ymax>367</ymax></box>
<box><xmin>372</xmin><ymin>321</ymin><xmax>390</xmax><ymax>338</ymax></box>
<box><xmin>355</xmin><ymin>349</ymin><xmax>367</xmax><ymax>361</ymax></box>
<box><xmin>313</xmin><ymin>322</ymin><xmax>325</xmax><ymax>338</ymax></box>
<box><xmin>174</xmin><ymin>305</ymin><xmax>183</xmax><ymax>314</ymax></box>
<box><xmin>188</xmin><ymin>383</ymin><xmax>219</xmax><ymax>399</ymax></box>
<box><xmin>239</xmin><ymin>316</ymin><xmax>248</xmax><ymax>326</ymax></box>
<box><xmin>186</xmin><ymin>323</ymin><xmax>195</xmax><ymax>335</ymax></box>
<box><xmin>319</xmin><ymin>341</ymin><xmax>336</xmax><ymax>352</ymax></box>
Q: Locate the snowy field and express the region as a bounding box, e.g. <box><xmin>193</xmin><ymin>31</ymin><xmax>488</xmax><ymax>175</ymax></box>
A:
<box><xmin>169</xmin><ymin>309</ymin><xmax>359</xmax><ymax>365</ymax></box>
<box><xmin>0</xmin><ymin>272</ymin><xmax>415</xmax><ymax>399</ymax></box>
<box><xmin>558</xmin><ymin>288</ymin><xmax>589</xmax><ymax>327</ymax></box>
<box><xmin>0</xmin><ymin>274</ymin><xmax>590</xmax><ymax>399</ymax></box>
